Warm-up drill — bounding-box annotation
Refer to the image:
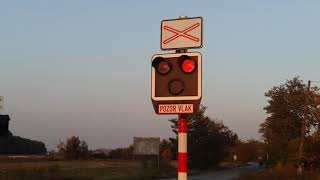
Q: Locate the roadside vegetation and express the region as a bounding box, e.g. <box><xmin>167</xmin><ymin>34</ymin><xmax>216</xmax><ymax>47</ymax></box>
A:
<box><xmin>0</xmin><ymin>137</ymin><xmax>175</xmax><ymax>180</ymax></box>
<box><xmin>0</xmin><ymin>136</ymin><xmax>175</xmax><ymax>180</ymax></box>
<box><xmin>0</xmin><ymin>159</ymin><xmax>175</xmax><ymax>180</ymax></box>
<box><xmin>3</xmin><ymin>77</ymin><xmax>319</xmax><ymax>179</ymax></box>
<box><xmin>168</xmin><ymin>105</ymin><xmax>238</xmax><ymax>169</ymax></box>
<box><xmin>238</xmin><ymin>77</ymin><xmax>320</xmax><ymax>179</ymax></box>
<box><xmin>0</xmin><ymin>105</ymin><xmax>239</xmax><ymax>179</ymax></box>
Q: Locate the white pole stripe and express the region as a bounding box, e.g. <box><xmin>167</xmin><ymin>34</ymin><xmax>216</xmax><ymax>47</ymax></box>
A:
<box><xmin>178</xmin><ymin>133</ymin><xmax>187</xmax><ymax>153</ymax></box>
<box><xmin>178</xmin><ymin>172</ymin><xmax>187</xmax><ymax>180</ymax></box>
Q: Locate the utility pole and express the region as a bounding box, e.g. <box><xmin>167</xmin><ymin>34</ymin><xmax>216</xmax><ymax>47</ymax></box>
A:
<box><xmin>297</xmin><ymin>80</ymin><xmax>311</xmax><ymax>175</ymax></box>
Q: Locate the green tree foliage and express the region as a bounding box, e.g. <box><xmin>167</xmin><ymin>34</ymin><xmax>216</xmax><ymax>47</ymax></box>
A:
<box><xmin>169</xmin><ymin>105</ymin><xmax>238</xmax><ymax>169</ymax></box>
<box><xmin>57</xmin><ymin>136</ymin><xmax>90</xmax><ymax>160</ymax></box>
<box><xmin>259</xmin><ymin>77</ymin><xmax>320</xmax><ymax>164</ymax></box>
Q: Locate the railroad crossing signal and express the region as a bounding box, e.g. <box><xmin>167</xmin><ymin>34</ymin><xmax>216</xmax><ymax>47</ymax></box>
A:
<box><xmin>161</xmin><ymin>17</ymin><xmax>203</xmax><ymax>50</ymax></box>
<box><xmin>151</xmin><ymin>52</ymin><xmax>202</xmax><ymax>114</ymax></box>
<box><xmin>153</xmin><ymin>16</ymin><xmax>203</xmax><ymax>180</ymax></box>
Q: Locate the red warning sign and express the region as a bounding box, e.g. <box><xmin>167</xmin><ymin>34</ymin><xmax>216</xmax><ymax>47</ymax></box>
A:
<box><xmin>158</xmin><ymin>104</ymin><xmax>194</xmax><ymax>114</ymax></box>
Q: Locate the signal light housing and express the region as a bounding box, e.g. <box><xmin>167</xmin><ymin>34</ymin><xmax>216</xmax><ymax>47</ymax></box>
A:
<box><xmin>151</xmin><ymin>52</ymin><xmax>202</xmax><ymax>114</ymax></box>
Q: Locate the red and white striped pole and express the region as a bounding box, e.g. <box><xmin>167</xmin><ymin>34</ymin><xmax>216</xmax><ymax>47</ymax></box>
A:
<box><xmin>178</xmin><ymin>114</ymin><xmax>187</xmax><ymax>180</ymax></box>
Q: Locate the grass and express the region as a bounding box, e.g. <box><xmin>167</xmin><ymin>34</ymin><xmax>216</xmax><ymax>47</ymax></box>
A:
<box><xmin>0</xmin><ymin>159</ymin><xmax>174</xmax><ymax>180</ymax></box>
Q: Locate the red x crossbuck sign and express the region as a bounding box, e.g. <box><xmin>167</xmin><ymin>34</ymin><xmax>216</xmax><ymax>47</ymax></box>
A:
<box><xmin>161</xmin><ymin>17</ymin><xmax>203</xmax><ymax>50</ymax></box>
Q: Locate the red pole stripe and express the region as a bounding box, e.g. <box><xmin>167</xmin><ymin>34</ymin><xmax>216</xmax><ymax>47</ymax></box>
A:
<box><xmin>178</xmin><ymin>118</ymin><xmax>187</xmax><ymax>133</ymax></box>
<box><xmin>178</xmin><ymin>152</ymin><xmax>187</xmax><ymax>172</ymax></box>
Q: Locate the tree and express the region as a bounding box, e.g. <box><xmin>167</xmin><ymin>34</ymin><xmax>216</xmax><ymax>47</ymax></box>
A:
<box><xmin>57</xmin><ymin>136</ymin><xmax>89</xmax><ymax>160</ymax></box>
<box><xmin>169</xmin><ymin>105</ymin><xmax>238</xmax><ymax>169</ymax></box>
<box><xmin>259</xmin><ymin>77</ymin><xmax>320</xmax><ymax>163</ymax></box>
<box><xmin>160</xmin><ymin>139</ymin><xmax>173</xmax><ymax>161</ymax></box>
<box><xmin>231</xmin><ymin>140</ymin><xmax>264</xmax><ymax>162</ymax></box>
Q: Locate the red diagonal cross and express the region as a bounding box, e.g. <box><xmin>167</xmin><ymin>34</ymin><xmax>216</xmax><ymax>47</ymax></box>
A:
<box><xmin>163</xmin><ymin>23</ymin><xmax>200</xmax><ymax>44</ymax></box>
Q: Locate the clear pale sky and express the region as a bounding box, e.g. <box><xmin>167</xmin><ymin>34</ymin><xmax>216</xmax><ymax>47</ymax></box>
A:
<box><xmin>0</xmin><ymin>1</ymin><xmax>319</xmax><ymax>150</ymax></box>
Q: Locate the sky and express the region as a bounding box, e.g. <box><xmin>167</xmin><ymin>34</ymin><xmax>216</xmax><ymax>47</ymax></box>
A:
<box><xmin>0</xmin><ymin>1</ymin><xmax>320</xmax><ymax>150</ymax></box>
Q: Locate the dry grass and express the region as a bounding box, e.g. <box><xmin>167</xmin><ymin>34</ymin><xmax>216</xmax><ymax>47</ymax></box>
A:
<box><xmin>0</xmin><ymin>159</ymin><xmax>174</xmax><ymax>180</ymax></box>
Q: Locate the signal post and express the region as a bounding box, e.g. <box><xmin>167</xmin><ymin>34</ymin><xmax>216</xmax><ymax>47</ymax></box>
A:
<box><xmin>151</xmin><ymin>16</ymin><xmax>203</xmax><ymax>180</ymax></box>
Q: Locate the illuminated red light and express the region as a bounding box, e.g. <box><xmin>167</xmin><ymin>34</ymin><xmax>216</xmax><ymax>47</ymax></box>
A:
<box><xmin>182</xmin><ymin>59</ymin><xmax>195</xmax><ymax>73</ymax></box>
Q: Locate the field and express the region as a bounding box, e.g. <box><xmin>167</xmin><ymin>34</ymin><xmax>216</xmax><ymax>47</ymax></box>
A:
<box><xmin>0</xmin><ymin>159</ymin><xmax>173</xmax><ymax>180</ymax></box>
